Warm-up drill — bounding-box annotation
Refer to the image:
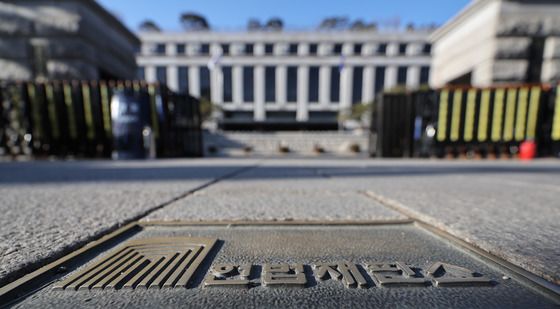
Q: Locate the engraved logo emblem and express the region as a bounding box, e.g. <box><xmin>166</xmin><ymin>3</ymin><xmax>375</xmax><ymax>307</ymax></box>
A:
<box><xmin>53</xmin><ymin>237</ymin><xmax>217</xmax><ymax>290</ymax></box>
<box><xmin>55</xmin><ymin>238</ymin><xmax>494</xmax><ymax>291</ymax></box>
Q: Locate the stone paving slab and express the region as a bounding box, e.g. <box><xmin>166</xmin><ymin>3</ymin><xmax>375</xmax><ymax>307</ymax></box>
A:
<box><xmin>0</xmin><ymin>159</ymin><xmax>257</xmax><ymax>287</ymax></box>
<box><xmin>236</xmin><ymin>159</ymin><xmax>560</xmax><ymax>285</ymax></box>
<box><xmin>2</xmin><ymin>157</ymin><xmax>559</xmax><ymax>295</ymax></box>
<box><xmin>145</xmin><ymin>182</ymin><xmax>406</xmax><ymax>222</ymax></box>
<box><xmin>12</xmin><ymin>225</ymin><xmax>557</xmax><ymax>308</ymax></box>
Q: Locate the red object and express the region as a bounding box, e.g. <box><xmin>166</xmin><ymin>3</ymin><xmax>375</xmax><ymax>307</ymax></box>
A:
<box><xmin>519</xmin><ymin>141</ymin><xmax>536</xmax><ymax>160</ymax></box>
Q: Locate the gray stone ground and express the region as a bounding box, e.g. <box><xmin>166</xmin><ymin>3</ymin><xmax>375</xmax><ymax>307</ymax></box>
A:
<box><xmin>1</xmin><ymin>158</ymin><xmax>559</xmax><ymax>290</ymax></box>
<box><xmin>0</xmin><ymin>159</ymin><xmax>256</xmax><ymax>286</ymax></box>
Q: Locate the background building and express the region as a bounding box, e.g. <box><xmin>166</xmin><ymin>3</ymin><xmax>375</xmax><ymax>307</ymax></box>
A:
<box><xmin>137</xmin><ymin>31</ymin><xmax>432</xmax><ymax>130</ymax></box>
<box><xmin>0</xmin><ymin>0</ymin><xmax>139</xmax><ymax>81</ymax></box>
<box><xmin>430</xmin><ymin>0</ymin><xmax>560</xmax><ymax>87</ymax></box>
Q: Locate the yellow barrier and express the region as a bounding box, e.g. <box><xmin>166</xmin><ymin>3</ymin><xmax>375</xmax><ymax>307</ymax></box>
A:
<box><xmin>81</xmin><ymin>83</ymin><xmax>95</xmax><ymax>141</ymax></box>
<box><xmin>552</xmin><ymin>89</ymin><xmax>560</xmax><ymax>141</ymax></box>
<box><xmin>503</xmin><ymin>88</ymin><xmax>517</xmax><ymax>142</ymax></box>
<box><xmin>45</xmin><ymin>84</ymin><xmax>60</xmax><ymax>140</ymax></box>
<box><xmin>526</xmin><ymin>87</ymin><xmax>541</xmax><ymax>140</ymax></box>
<box><xmin>63</xmin><ymin>83</ymin><xmax>78</xmax><ymax>140</ymax></box>
<box><xmin>491</xmin><ymin>88</ymin><xmax>505</xmax><ymax>142</ymax></box>
<box><xmin>464</xmin><ymin>89</ymin><xmax>476</xmax><ymax>142</ymax></box>
<box><xmin>450</xmin><ymin>90</ymin><xmax>463</xmax><ymax>142</ymax></box>
<box><xmin>514</xmin><ymin>88</ymin><xmax>529</xmax><ymax>141</ymax></box>
<box><xmin>477</xmin><ymin>89</ymin><xmax>491</xmax><ymax>142</ymax></box>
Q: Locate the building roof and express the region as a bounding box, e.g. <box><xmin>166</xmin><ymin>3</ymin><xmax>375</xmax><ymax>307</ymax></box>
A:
<box><xmin>429</xmin><ymin>0</ymin><xmax>496</xmax><ymax>42</ymax></box>
<box><xmin>2</xmin><ymin>0</ymin><xmax>140</xmax><ymax>45</ymax></box>
<box><xmin>84</xmin><ymin>0</ymin><xmax>140</xmax><ymax>45</ymax></box>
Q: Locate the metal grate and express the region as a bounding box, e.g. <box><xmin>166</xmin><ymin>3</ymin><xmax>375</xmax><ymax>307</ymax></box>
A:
<box><xmin>53</xmin><ymin>237</ymin><xmax>216</xmax><ymax>290</ymax></box>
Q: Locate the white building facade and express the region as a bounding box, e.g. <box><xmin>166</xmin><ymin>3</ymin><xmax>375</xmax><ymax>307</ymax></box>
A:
<box><xmin>137</xmin><ymin>31</ymin><xmax>432</xmax><ymax>129</ymax></box>
<box><xmin>430</xmin><ymin>0</ymin><xmax>560</xmax><ymax>88</ymax></box>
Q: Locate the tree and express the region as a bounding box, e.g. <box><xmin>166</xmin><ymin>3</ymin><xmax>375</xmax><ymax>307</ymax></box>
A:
<box><xmin>247</xmin><ymin>18</ymin><xmax>262</xmax><ymax>31</ymax></box>
<box><xmin>318</xmin><ymin>17</ymin><xmax>349</xmax><ymax>30</ymax></box>
<box><xmin>406</xmin><ymin>23</ymin><xmax>415</xmax><ymax>31</ymax></box>
<box><xmin>180</xmin><ymin>12</ymin><xmax>210</xmax><ymax>31</ymax></box>
<box><xmin>265</xmin><ymin>18</ymin><xmax>284</xmax><ymax>31</ymax></box>
<box><xmin>139</xmin><ymin>20</ymin><xmax>161</xmax><ymax>32</ymax></box>
<box><xmin>350</xmin><ymin>20</ymin><xmax>367</xmax><ymax>31</ymax></box>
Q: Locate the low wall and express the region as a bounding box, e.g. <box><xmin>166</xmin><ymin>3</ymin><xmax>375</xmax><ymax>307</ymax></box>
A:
<box><xmin>203</xmin><ymin>131</ymin><xmax>370</xmax><ymax>156</ymax></box>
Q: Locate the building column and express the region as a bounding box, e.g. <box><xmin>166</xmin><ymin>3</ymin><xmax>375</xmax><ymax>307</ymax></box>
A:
<box><xmin>385</xmin><ymin>66</ymin><xmax>397</xmax><ymax>91</ymax></box>
<box><xmin>340</xmin><ymin>66</ymin><xmax>353</xmax><ymax>112</ymax></box>
<box><xmin>145</xmin><ymin>66</ymin><xmax>156</xmax><ymax>83</ymax></box>
<box><xmin>319</xmin><ymin>65</ymin><xmax>330</xmax><ymax>106</ymax></box>
<box><xmin>254</xmin><ymin>65</ymin><xmax>265</xmax><ymax>121</ymax></box>
<box><xmin>167</xmin><ymin>66</ymin><xmax>178</xmax><ymax>92</ymax></box>
<box><xmin>407</xmin><ymin>66</ymin><xmax>420</xmax><ymax>89</ymax></box>
<box><xmin>211</xmin><ymin>67</ymin><xmax>222</xmax><ymax>104</ymax></box>
<box><xmin>363</xmin><ymin>66</ymin><xmax>375</xmax><ymax>103</ymax></box>
<box><xmin>188</xmin><ymin>66</ymin><xmax>200</xmax><ymax>97</ymax></box>
<box><xmin>297</xmin><ymin>66</ymin><xmax>309</xmax><ymax>121</ymax></box>
<box><xmin>232</xmin><ymin>66</ymin><xmax>243</xmax><ymax>106</ymax></box>
<box><xmin>276</xmin><ymin>65</ymin><xmax>287</xmax><ymax>105</ymax></box>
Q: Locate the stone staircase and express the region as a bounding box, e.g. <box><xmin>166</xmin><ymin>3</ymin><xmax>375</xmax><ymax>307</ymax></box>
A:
<box><xmin>203</xmin><ymin>131</ymin><xmax>370</xmax><ymax>156</ymax></box>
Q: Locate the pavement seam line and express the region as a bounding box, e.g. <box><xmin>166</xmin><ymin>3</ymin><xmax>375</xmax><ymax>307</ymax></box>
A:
<box><xmin>362</xmin><ymin>190</ymin><xmax>560</xmax><ymax>299</ymax></box>
<box><xmin>0</xmin><ymin>163</ymin><xmax>260</xmax><ymax>289</ymax></box>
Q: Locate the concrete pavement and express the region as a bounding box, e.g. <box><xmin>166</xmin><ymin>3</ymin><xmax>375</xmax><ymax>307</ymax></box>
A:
<box><xmin>1</xmin><ymin>158</ymin><xmax>559</xmax><ymax>292</ymax></box>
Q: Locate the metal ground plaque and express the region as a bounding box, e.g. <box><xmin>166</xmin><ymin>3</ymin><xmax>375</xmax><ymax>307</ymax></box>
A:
<box><xmin>2</xmin><ymin>222</ymin><xmax>559</xmax><ymax>308</ymax></box>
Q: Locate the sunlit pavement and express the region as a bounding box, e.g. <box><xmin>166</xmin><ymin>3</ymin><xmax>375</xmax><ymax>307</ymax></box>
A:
<box><xmin>1</xmin><ymin>158</ymin><xmax>559</xmax><ymax>290</ymax></box>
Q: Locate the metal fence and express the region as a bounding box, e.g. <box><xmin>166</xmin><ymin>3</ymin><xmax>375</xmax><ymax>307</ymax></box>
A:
<box><xmin>0</xmin><ymin>81</ymin><xmax>202</xmax><ymax>159</ymax></box>
<box><xmin>371</xmin><ymin>84</ymin><xmax>560</xmax><ymax>158</ymax></box>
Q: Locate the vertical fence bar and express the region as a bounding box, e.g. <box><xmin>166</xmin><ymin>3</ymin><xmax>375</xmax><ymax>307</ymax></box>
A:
<box><xmin>81</xmin><ymin>82</ymin><xmax>95</xmax><ymax>141</ymax></box>
<box><xmin>45</xmin><ymin>83</ymin><xmax>60</xmax><ymax>142</ymax></box>
<box><xmin>514</xmin><ymin>87</ymin><xmax>529</xmax><ymax>142</ymax></box>
<box><xmin>491</xmin><ymin>88</ymin><xmax>505</xmax><ymax>142</ymax></box>
<box><xmin>464</xmin><ymin>89</ymin><xmax>477</xmax><ymax>142</ymax></box>
<box><xmin>526</xmin><ymin>86</ymin><xmax>541</xmax><ymax>140</ymax></box>
<box><xmin>436</xmin><ymin>90</ymin><xmax>449</xmax><ymax>142</ymax></box>
<box><xmin>503</xmin><ymin>88</ymin><xmax>517</xmax><ymax>142</ymax></box>
<box><xmin>552</xmin><ymin>87</ymin><xmax>560</xmax><ymax>142</ymax></box>
<box><xmin>450</xmin><ymin>89</ymin><xmax>463</xmax><ymax>142</ymax></box>
<box><xmin>100</xmin><ymin>82</ymin><xmax>112</xmax><ymax>139</ymax></box>
<box><xmin>477</xmin><ymin>89</ymin><xmax>491</xmax><ymax>142</ymax></box>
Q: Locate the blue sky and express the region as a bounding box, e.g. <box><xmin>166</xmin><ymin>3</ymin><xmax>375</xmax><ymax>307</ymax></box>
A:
<box><xmin>98</xmin><ymin>0</ymin><xmax>471</xmax><ymax>32</ymax></box>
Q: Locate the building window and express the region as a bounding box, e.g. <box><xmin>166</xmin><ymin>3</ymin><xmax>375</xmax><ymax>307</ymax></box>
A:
<box><xmin>265</xmin><ymin>66</ymin><xmax>276</xmax><ymax>103</ymax></box>
<box><xmin>265</xmin><ymin>44</ymin><xmax>274</xmax><ymax>55</ymax></box>
<box><xmin>377</xmin><ymin>43</ymin><xmax>387</xmax><ymax>55</ymax></box>
<box><xmin>330</xmin><ymin>66</ymin><xmax>340</xmax><ymax>102</ymax></box>
<box><xmin>309</xmin><ymin>43</ymin><xmax>318</xmax><ymax>55</ymax></box>
<box><xmin>422</xmin><ymin>44</ymin><xmax>432</xmax><ymax>55</ymax></box>
<box><xmin>374</xmin><ymin>66</ymin><xmax>386</xmax><ymax>94</ymax></box>
<box><xmin>221</xmin><ymin>44</ymin><xmax>230</xmax><ymax>55</ymax></box>
<box><xmin>199</xmin><ymin>43</ymin><xmax>210</xmax><ymax>55</ymax></box>
<box><xmin>178</xmin><ymin>66</ymin><xmax>189</xmax><ymax>94</ymax></box>
<box><xmin>199</xmin><ymin>66</ymin><xmax>211</xmax><ymax>100</ymax></box>
<box><xmin>136</xmin><ymin>66</ymin><xmax>145</xmax><ymax>80</ymax></box>
<box><xmin>397</xmin><ymin>66</ymin><xmax>408</xmax><ymax>85</ymax></box>
<box><xmin>308</xmin><ymin>66</ymin><xmax>320</xmax><ymax>103</ymax></box>
<box><xmin>353</xmin><ymin>43</ymin><xmax>363</xmax><ymax>55</ymax></box>
<box><xmin>176</xmin><ymin>44</ymin><xmax>186</xmax><ymax>54</ymax></box>
<box><xmin>154</xmin><ymin>43</ymin><xmax>166</xmax><ymax>55</ymax></box>
<box><xmin>420</xmin><ymin>66</ymin><xmax>430</xmax><ymax>85</ymax></box>
<box><xmin>333</xmin><ymin>43</ymin><xmax>343</xmax><ymax>55</ymax></box>
<box><xmin>222</xmin><ymin>66</ymin><xmax>232</xmax><ymax>102</ymax></box>
<box><xmin>244</xmin><ymin>43</ymin><xmax>254</xmax><ymax>55</ymax></box>
<box><xmin>398</xmin><ymin>43</ymin><xmax>407</xmax><ymax>55</ymax></box>
<box><xmin>156</xmin><ymin>66</ymin><xmax>167</xmax><ymax>84</ymax></box>
<box><xmin>287</xmin><ymin>66</ymin><xmax>298</xmax><ymax>102</ymax></box>
<box><xmin>288</xmin><ymin>43</ymin><xmax>298</xmax><ymax>55</ymax></box>
<box><xmin>352</xmin><ymin>66</ymin><xmax>363</xmax><ymax>104</ymax></box>
<box><xmin>243</xmin><ymin>66</ymin><xmax>254</xmax><ymax>102</ymax></box>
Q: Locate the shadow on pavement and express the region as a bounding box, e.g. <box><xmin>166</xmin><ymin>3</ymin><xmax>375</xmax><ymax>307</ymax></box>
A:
<box><xmin>1</xmin><ymin>161</ymin><xmax>559</xmax><ymax>184</ymax></box>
